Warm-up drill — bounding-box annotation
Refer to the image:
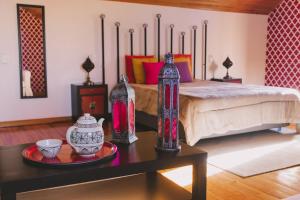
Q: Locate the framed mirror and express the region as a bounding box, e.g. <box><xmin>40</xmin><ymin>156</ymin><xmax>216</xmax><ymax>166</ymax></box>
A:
<box><xmin>17</xmin><ymin>4</ymin><xmax>47</xmax><ymax>98</ymax></box>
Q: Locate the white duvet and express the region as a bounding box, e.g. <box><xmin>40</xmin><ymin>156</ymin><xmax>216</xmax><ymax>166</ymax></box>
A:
<box><xmin>131</xmin><ymin>80</ymin><xmax>300</xmax><ymax>145</ymax></box>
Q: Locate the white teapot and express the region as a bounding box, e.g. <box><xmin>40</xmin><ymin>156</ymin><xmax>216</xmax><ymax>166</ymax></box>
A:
<box><xmin>66</xmin><ymin>113</ymin><xmax>104</xmax><ymax>157</ymax></box>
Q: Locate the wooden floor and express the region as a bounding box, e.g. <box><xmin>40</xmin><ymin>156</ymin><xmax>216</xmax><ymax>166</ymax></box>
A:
<box><xmin>1</xmin><ymin>122</ymin><xmax>300</xmax><ymax>200</ymax></box>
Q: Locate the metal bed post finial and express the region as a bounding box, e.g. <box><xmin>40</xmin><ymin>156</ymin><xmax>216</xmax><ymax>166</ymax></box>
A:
<box><xmin>143</xmin><ymin>23</ymin><xmax>148</xmax><ymax>56</ymax></box>
<box><xmin>170</xmin><ymin>24</ymin><xmax>174</xmax><ymax>54</ymax></box>
<box><xmin>156</xmin><ymin>14</ymin><xmax>161</xmax><ymax>61</ymax></box>
<box><xmin>203</xmin><ymin>20</ymin><xmax>208</xmax><ymax>80</ymax></box>
<box><xmin>100</xmin><ymin>14</ymin><xmax>106</xmax><ymax>84</ymax></box>
<box><xmin>115</xmin><ymin>22</ymin><xmax>120</xmax><ymax>83</ymax></box>
<box><xmin>129</xmin><ymin>28</ymin><xmax>134</xmax><ymax>56</ymax></box>
<box><xmin>181</xmin><ymin>31</ymin><xmax>185</xmax><ymax>54</ymax></box>
<box><xmin>192</xmin><ymin>25</ymin><xmax>197</xmax><ymax>79</ymax></box>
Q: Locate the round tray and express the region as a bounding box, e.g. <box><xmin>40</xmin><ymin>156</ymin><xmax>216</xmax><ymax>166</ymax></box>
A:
<box><xmin>22</xmin><ymin>141</ymin><xmax>117</xmax><ymax>167</ymax></box>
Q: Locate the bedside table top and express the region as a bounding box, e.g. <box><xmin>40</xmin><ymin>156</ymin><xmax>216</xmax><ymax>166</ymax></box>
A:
<box><xmin>211</xmin><ymin>78</ymin><xmax>242</xmax><ymax>81</ymax></box>
<box><xmin>71</xmin><ymin>82</ymin><xmax>107</xmax><ymax>87</ymax></box>
<box><xmin>211</xmin><ymin>78</ymin><xmax>242</xmax><ymax>83</ymax></box>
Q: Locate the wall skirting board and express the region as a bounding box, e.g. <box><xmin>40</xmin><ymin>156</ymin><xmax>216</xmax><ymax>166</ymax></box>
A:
<box><xmin>0</xmin><ymin>117</ymin><xmax>72</xmax><ymax>128</ymax></box>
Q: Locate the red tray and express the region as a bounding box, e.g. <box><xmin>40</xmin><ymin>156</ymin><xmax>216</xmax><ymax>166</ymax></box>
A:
<box><xmin>22</xmin><ymin>141</ymin><xmax>117</xmax><ymax>167</ymax></box>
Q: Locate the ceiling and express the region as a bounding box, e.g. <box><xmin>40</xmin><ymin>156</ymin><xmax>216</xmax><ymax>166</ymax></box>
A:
<box><xmin>108</xmin><ymin>0</ymin><xmax>283</xmax><ymax>15</ymax></box>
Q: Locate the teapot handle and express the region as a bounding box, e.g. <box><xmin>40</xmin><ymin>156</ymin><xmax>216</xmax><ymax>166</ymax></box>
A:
<box><xmin>66</xmin><ymin>126</ymin><xmax>76</xmax><ymax>147</ymax></box>
<box><xmin>98</xmin><ymin>118</ymin><xmax>105</xmax><ymax>128</ymax></box>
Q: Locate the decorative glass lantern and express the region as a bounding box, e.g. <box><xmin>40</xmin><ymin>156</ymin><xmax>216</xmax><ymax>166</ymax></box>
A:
<box><xmin>110</xmin><ymin>75</ymin><xmax>137</xmax><ymax>144</ymax></box>
<box><xmin>156</xmin><ymin>53</ymin><xmax>181</xmax><ymax>152</ymax></box>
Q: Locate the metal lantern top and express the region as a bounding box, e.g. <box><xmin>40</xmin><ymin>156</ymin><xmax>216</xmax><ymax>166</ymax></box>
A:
<box><xmin>159</xmin><ymin>53</ymin><xmax>180</xmax><ymax>79</ymax></box>
<box><xmin>110</xmin><ymin>75</ymin><xmax>135</xmax><ymax>100</ymax></box>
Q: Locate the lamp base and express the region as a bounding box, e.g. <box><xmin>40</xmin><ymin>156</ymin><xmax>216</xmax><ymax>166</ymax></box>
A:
<box><xmin>84</xmin><ymin>80</ymin><xmax>95</xmax><ymax>86</ymax></box>
<box><xmin>223</xmin><ymin>71</ymin><xmax>232</xmax><ymax>80</ymax></box>
<box><xmin>223</xmin><ymin>75</ymin><xmax>232</xmax><ymax>80</ymax></box>
<box><xmin>84</xmin><ymin>73</ymin><xmax>94</xmax><ymax>86</ymax></box>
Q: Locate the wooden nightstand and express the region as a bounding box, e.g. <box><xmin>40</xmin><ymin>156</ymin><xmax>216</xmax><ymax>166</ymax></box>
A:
<box><xmin>211</xmin><ymin>78</ymin><xmax>242</xmax><ymax>84</ymax></box>
<box><xmin>71</xmin><ymin>83</ymin><xmax>108</xmax><ymax>121</ymax></box>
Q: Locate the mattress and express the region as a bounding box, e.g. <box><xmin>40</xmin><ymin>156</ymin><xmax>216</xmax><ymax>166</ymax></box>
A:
<box><xmin>131</xmin><ymin>80</ymin><xmax>300</xmax><ymax>145</ymax></box>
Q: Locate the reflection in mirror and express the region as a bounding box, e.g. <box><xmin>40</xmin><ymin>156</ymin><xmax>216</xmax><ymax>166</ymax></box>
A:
<box><xmin>17</xmin><ymin>4</ymin><xmax>47</xmax><ymax>98</ymax></box>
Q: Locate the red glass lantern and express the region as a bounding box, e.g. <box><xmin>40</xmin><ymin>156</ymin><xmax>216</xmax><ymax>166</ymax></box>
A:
<box><xmin>110</xmin><ymin>75</ymin><xmax>137</xmax><ymax>144</ymax></box>
<box><xmin>156</xmin><ymin>53</ymin><xmax>181</xmax><ymax>151</ymax></box>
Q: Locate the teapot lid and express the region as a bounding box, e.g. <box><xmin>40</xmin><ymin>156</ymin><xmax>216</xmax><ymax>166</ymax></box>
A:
<box><xmin>76</xmin><ymin>113</ymin><xmax>97</xmax><ymax>126</ymax></box>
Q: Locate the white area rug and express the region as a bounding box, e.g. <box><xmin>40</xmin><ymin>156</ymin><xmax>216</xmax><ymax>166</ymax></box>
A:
<box><xmin>285</xmin><ymin>194</ymin><xmax>300</xmax><ymax>200</ymax></box>
<box><xmin>196</xmin><ymin>128</ymin><xmax>300</xmax><ymax>177</ymax></box>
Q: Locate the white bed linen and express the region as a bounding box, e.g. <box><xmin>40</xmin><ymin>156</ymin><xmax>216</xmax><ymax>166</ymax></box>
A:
<box><xmin>131</xmin><ymin>80</ymin><xmax>300</xmax><ymax>145</ymax></box>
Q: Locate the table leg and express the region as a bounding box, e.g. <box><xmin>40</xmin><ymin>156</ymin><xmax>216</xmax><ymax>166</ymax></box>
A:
<box><xmin>146</xmin><ymin>171</ymin><xmax>158</xmax><ymax>200</ymax></box>
<box><xmin>1</xmin><ymin>192</ymin><xmax>16</xmax><ymax>200</ymax></box>
<box><xmin>192</xmin><ymin>157</ymin><xmax>207</xmax><ymax>200</ymax></box>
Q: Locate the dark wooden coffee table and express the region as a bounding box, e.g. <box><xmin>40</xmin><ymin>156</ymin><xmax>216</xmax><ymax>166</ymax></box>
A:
<box><xmin>0</xmin><ymin>131</ymin><xmax>207</xmax><ymax>200</ymax></box>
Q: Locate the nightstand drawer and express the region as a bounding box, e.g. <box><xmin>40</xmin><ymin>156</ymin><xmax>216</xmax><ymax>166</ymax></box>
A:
<box><xmin>80</xmin><ymin>87</ymin><xmax>106</xmax><ymax>95</ymax></box>
<box><xmin>71</xmin><ymin>83</ymin><xmax>108</xmax><ymax>121</ymax></box>
<box><xmin>81</xmin><ymin>95</ymin><xmax>105</xmax><ymax>115</ymax></box>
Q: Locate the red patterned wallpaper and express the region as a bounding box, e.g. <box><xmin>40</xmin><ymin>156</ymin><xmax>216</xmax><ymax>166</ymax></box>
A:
<box><xmin>20</xmin><ymin>7</ymin><xmax>46</xmax><ymax>95</ymax></box>
<box><xmin>265</xmin><ymin>0</ymin><xmax>300</xmax><ymax>90</ymax></box>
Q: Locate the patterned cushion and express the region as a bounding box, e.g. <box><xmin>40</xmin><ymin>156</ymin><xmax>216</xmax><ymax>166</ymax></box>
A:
<box><xmin>125</xmin><ymin>55</ymin><xmax>154</xmax><ymax>83</ymax></box>
<box><xmin>175</xmin><ymin>62</ymin><xmax>193</xmax><ymax>83</ymax></box>
<box><xmin>143</xmin><ymin>62</ymin><xmax>164</xmax><ymax>84</ymax></box>
<box><xmin>132</xmin><ymin>57</ymin><xmax>158</xmax><ymax>84</ymax></box>
<box><xmin>174</xmin><ymin>54</ymin><xmax>193</xmax><ymax>78</ymax></box>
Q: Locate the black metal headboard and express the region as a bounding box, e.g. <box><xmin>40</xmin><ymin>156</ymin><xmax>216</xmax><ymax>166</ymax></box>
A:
<box><xmin>100</xmin><ymin>13</ymin><xmax>208</xmax><ymax>84</ymax></box>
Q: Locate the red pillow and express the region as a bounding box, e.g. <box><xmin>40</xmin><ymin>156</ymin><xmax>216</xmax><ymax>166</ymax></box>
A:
<box><xmin>143</xmin><ymin>62</ymin><xmax>164</xmax><ymax>84</ymax></box>
<box><xmin>125</xmin><ymin>55</ymin><xmax>154</xmax><ymax>83</ymax></box>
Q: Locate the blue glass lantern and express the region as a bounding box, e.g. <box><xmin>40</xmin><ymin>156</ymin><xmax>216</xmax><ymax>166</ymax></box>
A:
<box><xmin>156</xmin><ymin>53</ymin><xmax>181</xmax><ymax>152</ymax></box>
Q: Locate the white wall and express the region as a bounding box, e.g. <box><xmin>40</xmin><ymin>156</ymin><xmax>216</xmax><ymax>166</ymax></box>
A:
<box><xmin>0</xmin><ymin>0</ymin><xmax>268</xmax><ymax>122</ymax></box>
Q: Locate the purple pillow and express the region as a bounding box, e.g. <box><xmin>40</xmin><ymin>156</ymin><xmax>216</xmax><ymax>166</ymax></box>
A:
<box><xmin>175</xmin><ymin>62</ymin><xmax>193</xmax><ymax>83</ymax></box>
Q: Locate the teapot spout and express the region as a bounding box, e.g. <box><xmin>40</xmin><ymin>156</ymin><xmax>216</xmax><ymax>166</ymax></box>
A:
<box><xmin>98</xmin><ymin>118</ymin><xmax>105</xmax><ymax>128</ymax></box>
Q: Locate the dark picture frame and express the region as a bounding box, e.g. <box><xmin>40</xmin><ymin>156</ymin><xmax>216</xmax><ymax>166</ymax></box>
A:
<box><xmin>17</xmin><ymin>4</ymin><xmax>48</xmax><ymax>99</ymax></box>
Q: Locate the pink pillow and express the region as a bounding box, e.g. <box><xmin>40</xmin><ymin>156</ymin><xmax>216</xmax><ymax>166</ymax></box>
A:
<box><xmin>143</xmin><ymin>62</ymin><xmax>164</xmax><ymax>84</ymax></box>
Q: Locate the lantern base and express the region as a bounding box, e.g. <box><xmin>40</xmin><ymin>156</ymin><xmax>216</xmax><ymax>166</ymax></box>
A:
<box><xmin>112</xmin><ymin>134</ymin><xmax>138</xmax><ymax>144</ymax></box>
<box><xmin>155</xmin><ymin>145</ymin><xmax>181</xmax><ymax>152</ymax></box>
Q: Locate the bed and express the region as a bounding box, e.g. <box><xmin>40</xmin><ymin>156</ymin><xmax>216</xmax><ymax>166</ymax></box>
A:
<box><xmin>98</xmin><ymin>16</ymin><xmax>300</xmax><ymax>146</ymax></box>
<box><xmin>131</xmin><ymin>80</ymin><xmax>300</xmax><ymax>146</ymax></box>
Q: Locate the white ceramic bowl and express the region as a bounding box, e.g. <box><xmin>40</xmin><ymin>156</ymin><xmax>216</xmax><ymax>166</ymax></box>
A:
<box><xmin>36</xmin><ymin>139</ymin><xmax>62</xmax><ymax>158</ymax></box>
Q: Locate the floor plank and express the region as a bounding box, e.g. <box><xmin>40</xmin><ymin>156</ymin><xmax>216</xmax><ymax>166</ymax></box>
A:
<box><xmin>1</xmin><ymin>122</ymin><xmax>300</xmax><ymax>200</ymax></box>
